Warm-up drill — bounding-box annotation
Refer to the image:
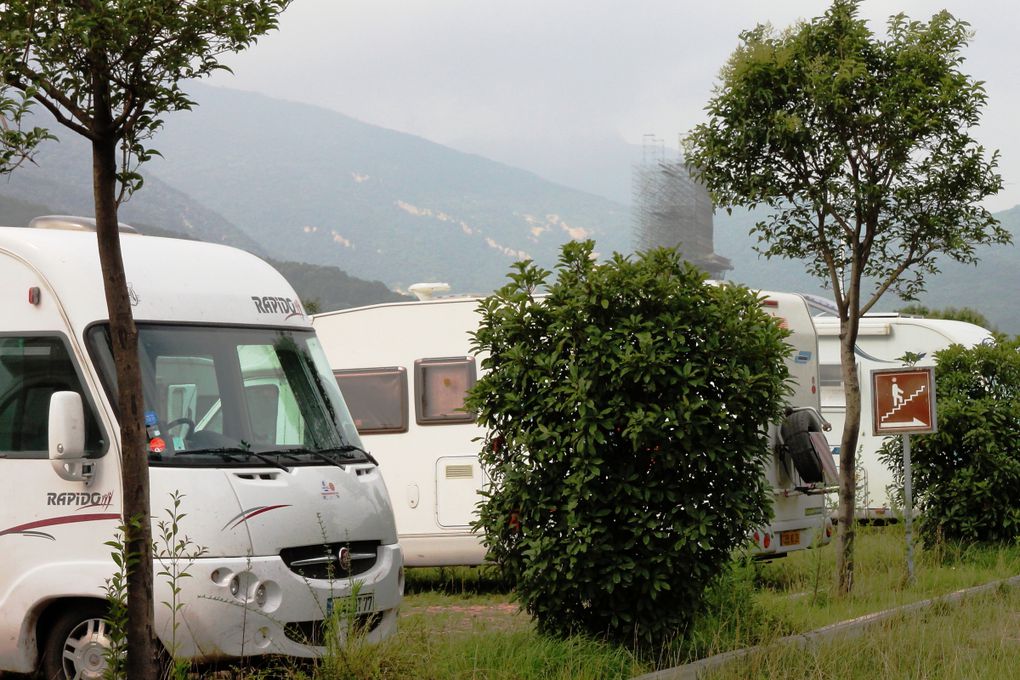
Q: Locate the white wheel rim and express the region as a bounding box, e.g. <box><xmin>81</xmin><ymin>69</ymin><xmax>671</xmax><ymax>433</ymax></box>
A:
<box><xmin>60</xmin><ymin>617</ymin><xmax>111</xmax><ymax>680</ymax></box>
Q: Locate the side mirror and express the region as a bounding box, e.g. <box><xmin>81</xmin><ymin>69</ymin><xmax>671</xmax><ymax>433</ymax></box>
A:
<box><xmin>49</xmin><ymin>391</ymin><xmax>92</xmax><ymax>482</ymax></box>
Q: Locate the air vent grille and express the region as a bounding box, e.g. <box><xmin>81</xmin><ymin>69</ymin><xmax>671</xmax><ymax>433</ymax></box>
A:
<box><xmin>445</xmin><ymin>464</ymin><xmax>474</xmax><ymax>480</ymax></box>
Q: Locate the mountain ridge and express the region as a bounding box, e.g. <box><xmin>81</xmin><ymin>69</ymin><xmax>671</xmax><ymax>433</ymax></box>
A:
<box><xmin>714</xmin><ymin>205</ymin><xmax>1020</xmax><ymax>333</ymax></box>
<box><xmin>0</xmin><ymin>195</ymin><xmax>407</xmax><ymax>313</ymax></box>
<box><xmin>1</xmin><ymin>81</ymin><xmax>1015</xmax><ymax>332</ymax></box>
<box><xmin>143</xmin><ymin>82</ymin><xmax>632</xmax><ymax>294</ymax></box>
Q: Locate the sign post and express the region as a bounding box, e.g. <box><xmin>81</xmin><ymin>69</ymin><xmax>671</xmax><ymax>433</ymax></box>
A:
<box><xmin>872</xmin><ymin>366</ymin><xmax>937</xmax><ymax>584</ymax></box>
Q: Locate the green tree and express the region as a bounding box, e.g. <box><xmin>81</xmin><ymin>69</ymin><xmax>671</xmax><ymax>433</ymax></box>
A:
<box><xmin>466</xmin><ymin>241</ymin><xmax>790</xmax><ymax>649</ymax></box>
<box><xmin>879</xmin><ymin>339</ymin><xmax>1020</xmax><ymax>544</ymax></box>
<box><xmin>898</xmin><ymin>304</ymin><xmax>998</xmax><ymax>334</ymax></box>
<box><xmin>683</xmin><ymin>0</ymin><xmax>1007</xmax><ymax>593</ymax></box>
<box><xmin>0</xmin><ymin>2</ymin><xmax>288</xmax><ymax>677</ymax></box>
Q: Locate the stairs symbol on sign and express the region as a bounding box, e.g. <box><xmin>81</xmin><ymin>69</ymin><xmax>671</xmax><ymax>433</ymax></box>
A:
<box><xmin>881</xmin><ymin>385</ymin><xmax>927</xmax><ymax>424</ymax></box>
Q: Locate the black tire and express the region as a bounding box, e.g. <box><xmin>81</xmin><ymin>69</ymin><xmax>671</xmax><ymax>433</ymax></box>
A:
<box><xmin>39</xmin><ymin>601</ymin><xmax>111</xmax><ymax>680</ymax></box>
<box><xmin>780</xmin><ymin>409</ymin><xmax>825</xmax><ymax>483</ymax></box>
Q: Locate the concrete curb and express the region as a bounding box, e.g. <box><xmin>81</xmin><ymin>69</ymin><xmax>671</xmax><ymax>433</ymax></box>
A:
<box><xmin>632</xmin><ymin>574</ymin><xmax>1020</xmax><ymax>680</ymax></box>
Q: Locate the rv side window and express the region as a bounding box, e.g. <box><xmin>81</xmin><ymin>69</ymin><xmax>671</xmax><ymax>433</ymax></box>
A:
<box><xmin>333</xmin><ymin>367</ymin><xmax>408</xmax><ymax>434</ymax></box>
<box><xmin>0</xmin><ymin>336</ymin><xmax>104</xmax><ymax>458</ymax></box>
<box><xmin>414</xmin><ymin>357</ymin><xmax>476</xmax><ymax>425</ymax></box>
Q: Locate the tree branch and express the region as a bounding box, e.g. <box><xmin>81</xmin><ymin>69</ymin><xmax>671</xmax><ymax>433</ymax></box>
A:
<box><xmin>860</xmin><ymin>244</ymin><xmax>935</xmax><ymax>314</ymax></box>
<box><xmin>815</xmin><ymin>205</ymin><xmax>847</xmax><ymax>316</ymax></box>
<box><xmin>11</xmin><ymin>66</ymin><xmax>95</xmax><ymax>139</ymax></box>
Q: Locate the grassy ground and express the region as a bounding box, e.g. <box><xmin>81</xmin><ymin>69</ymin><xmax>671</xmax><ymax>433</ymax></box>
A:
<box><xmin>753</xmin><ymin>524</ymin><xmax>1020</xmax><ymax>633</ymax></box>
<box><xmin>677</xmin><ymin>525</ymin><xmax>1020</xmax><ymax>678</ymax></box>
<box><xmin>217</xmin><ymin>527</ymin><xmax>1020</xmax><ymax>679</ymax></box>
<box><xmin>705</xmin><ymin>585</ymin><xmax>1020</xmax><ymax>679</ymax></box>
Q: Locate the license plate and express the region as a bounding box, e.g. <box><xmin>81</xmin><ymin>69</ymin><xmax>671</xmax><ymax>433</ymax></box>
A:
<box><xmin>780</xmin><ymin>530</ymin><xmax>800</xmax><ymax>547</ymax></box>
<box><xmin>326</xmin><ymin>593</ymin><xmax>375</xmax><ymax>617</ymax></box>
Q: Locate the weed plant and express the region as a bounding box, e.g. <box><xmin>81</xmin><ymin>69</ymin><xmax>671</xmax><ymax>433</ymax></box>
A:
<box><xmin>155</xmin><ymin>490</ymin><xmax>208</xmax><ymax>679</ymax></box>
<box><xmin>102</xmin><ymin>522</ymin><xmax>131</xmax><ymax>680</ymax></box>
<box><xmin>667</xmin><ymin>558</ymin><xmax>794</xmax><ymax>666</ymax></box>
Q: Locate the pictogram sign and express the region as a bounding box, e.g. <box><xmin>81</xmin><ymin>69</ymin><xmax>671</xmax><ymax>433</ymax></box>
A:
<box><xmin>872</xmin><ymin>367</ymin><xmax>937</xmax><ymax>436</ymax></box>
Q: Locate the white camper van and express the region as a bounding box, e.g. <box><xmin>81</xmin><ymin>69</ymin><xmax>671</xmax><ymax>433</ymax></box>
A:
<box><xmin>0</xmin><ymin>217</ymin><xmax>403</xmax><ymax>678</ymax></box>
<box><xmin>312</xmin><ymin>289</ymin><xmax>834</xmax><ymax>565</ymax></box>
<box><xmin>811</xmin><ymin>310</ymin><xmax>992</xmax><ymax>520</ymax></box>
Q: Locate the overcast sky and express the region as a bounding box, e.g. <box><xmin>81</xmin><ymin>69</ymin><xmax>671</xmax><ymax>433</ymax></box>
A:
<box><xmin>210</xmin><ymin>0</ymin><xmax>1020</xmax><ymax>212</ymax></box>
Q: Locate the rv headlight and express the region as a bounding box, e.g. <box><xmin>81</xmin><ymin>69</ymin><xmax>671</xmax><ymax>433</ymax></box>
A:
<box><xmin>229</xmin><ymin>576</ymin><xmax>241</xmax><ymax>598</ymax></box>
<box><xmin>254</xmin><ymin>583</ymin><xmax>267</xmax><ymax>607</ymax></box>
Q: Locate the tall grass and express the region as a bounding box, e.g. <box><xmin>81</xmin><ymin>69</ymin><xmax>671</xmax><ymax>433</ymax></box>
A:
<box><xmin>753</xmin><ymin>525</ymin><xmax>1020</xmax><ymax>633</ymax></box>
<box><xmin>378</xmin><ymin>622</ymin><xmax>642</xmax><ymax>680</ymax></box>
<box><xmin>404</xmin><ymin>564</ymin><xmax>514</xmax><ymax>600</ymax></box>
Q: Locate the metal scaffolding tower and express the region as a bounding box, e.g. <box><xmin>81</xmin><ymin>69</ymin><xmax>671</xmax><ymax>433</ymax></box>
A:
<box><xmin>632</xmin><ymin>137</ymin><xmax>731</xmax><ymax>279</ymax></box>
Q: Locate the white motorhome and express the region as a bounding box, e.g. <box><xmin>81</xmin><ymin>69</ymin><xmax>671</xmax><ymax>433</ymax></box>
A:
<box><xmin>0</xmin><ymin>217</ymin><xmax>403</xmax><ymax>679</ymax></box>
<box><xmin>312</xmin><ymin>288</ymin><xmax>835</xmax><ymax>565</ymax></box>
<box><xmin>810</xmin><ymin>308</ymin><xmax>993</xmax><ymax>520</ymax></box>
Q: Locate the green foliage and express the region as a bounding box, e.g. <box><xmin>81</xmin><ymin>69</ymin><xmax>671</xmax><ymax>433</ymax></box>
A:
<box><xmin>879</xmin><ymin>339</ymin><xmax>1020</xmax><ymax>544</ymax></box>
<box><xmin>0</xmin><ymin>0</ymin><xmax>290</xmax><ymax>188</ymax></box>
<box><xmin>403</xmin><ymin>565</ymin><xmax>513</xmax><ymax>597</ymax></box>
<box><xmin>1</xmin><ymin>5</ymin><xmax>291</xmax><ymax>678</ymax></box>
<box><xmin>102</xmin><ymin>521</ymin><xmax>136</xmax><ymax>680</ymax></box>
<box><xmin>674</xmin><ymin>559</ymin><xmax>792</xmax><ymax>665</ymax></box>
<box><xmin>99</xmin><ymin>493</ymin><xmax>209</xmax><ymax>680</ymax></box>
<box><xmin>466</xmin><ymin>240</ymin><xmax>791</xmax><ymax>649</ymax></box>
<box><xmin>0</xmin><ymin>92</ymin><xmax>53</xmax><ymax>172</ymax></box>
<box><xmin>683</xmin><ymin>0</ymin><xmax>1009</xmax><ymax>592</ymax></box>
<box><xmin>154</xmin><ymin>491</ymin><xmax>208</xmax><ymax>679</ymax></box>
<box><xmin>897</xmin><ymin>304</ymin><xmax>1000</xmax><ymax>337</ymax></box>
<box><xmin>683</xmin><ymin>1</ymin><xmax>1007</xmax><ymax>310</ymax></box>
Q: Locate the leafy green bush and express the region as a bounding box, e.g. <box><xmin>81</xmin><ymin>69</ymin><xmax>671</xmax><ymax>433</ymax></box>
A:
<box><xmin>879</xmin><ymin>339</ymin><xmax>1020</xmax><ymax>544</ymax></box>
<box><xmin>466</xmin><ymin>241</ymin><xmax>791</xmax><ymax>648</ymax></box>
<box><xmin>896</xmin><ymin>305</ymin><xmax>996</xmax><ymax>334</ymax></box>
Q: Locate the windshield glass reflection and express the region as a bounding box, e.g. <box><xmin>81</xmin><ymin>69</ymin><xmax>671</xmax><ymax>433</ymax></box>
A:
<box><xmin>88</xmin><ymin>324</ymin><xmax>367</xmax><ymax>467</ymax></box>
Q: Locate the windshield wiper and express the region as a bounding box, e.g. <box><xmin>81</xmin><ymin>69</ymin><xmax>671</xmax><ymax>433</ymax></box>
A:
<box><xmin>259</xmin><ymin>448</ymin><xmax>304</xmax><ymax>462</ymax></box>
<box><xmin>309</xmin><ymin>450</ymin><xmax>348</xmax><ymax>469</ymax></box>
<box><xmin>301</xmin><ymin>444</ymin><xmax>378</xmax><ymax>467</ymax></box>
<box><xmin>237</xmin><ymin>445</ymin><xmax>378</xmax><ymax>468</ymax></box>
<box><xmin>337</xmin><ymin>443</ymin><xmax>379</xmax><ymax>466</ymax></box>
<box><xmin>262</xmin><ymin>446</ymin><xmax>345</xmax><ymax>470</ymax></box>
<box><xmin>187</xmin><ymin>447</ymin><xmax>291</xmax><ymax>472</ymax></box>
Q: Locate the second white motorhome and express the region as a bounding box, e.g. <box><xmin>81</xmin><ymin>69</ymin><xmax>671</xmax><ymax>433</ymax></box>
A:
<box><xmin>313</xmin><ymin>288</ymin><xmax>834</xmax><ymax>566</ymax></box>
<box><xmin>0</xmin><ymin>217</ymin><xmax>403</xmax><ymax>679</ymax></box>
<box><xmin>810</xmin><ymin>309</ymin><xmax>993</xmax><ymax>520</ymax></box>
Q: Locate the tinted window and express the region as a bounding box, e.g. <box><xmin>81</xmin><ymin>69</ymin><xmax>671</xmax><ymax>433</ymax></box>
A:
<box><xmin>334</xmin><ymin>367</ymin><xmax>408</xmax><ymax>434</ymax></box>
<box><xmin>414</xmin><ymin>357</ymin><xmax>476</xmax><ymax>425</ymax></box>
<box><xmin>0</xmin><ymin>336</ymin><xmax>104</xmax><ymax>458</ymax></box>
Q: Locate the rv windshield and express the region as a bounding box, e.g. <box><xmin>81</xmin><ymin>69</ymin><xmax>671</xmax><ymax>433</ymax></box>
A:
<box><xmin>87</xmin><ymin>324</ymin><xmax>369</xmax><ymax>467</ymax></box>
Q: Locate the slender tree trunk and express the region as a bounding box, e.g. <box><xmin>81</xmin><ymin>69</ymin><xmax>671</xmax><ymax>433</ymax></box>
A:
<box><xmin>836</xmin><ymin>318</ymin><xmax>862</xmax><ymax>594</ymax></box>
<box><xmin>92</xmin><ymin>120</ymin><xmax>159</xmax><ymax>676</ymax></box>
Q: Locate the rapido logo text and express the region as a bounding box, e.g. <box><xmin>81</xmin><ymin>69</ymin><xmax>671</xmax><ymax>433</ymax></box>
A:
<box><xmin>47</xmin><ymin>491</ymin><xmax>114</xmax><ymax>510</ymax></box>
<box><xmin>252</xmin><ymin>296</ymin><xmax>305</xmax><ymax>320</ymax></box>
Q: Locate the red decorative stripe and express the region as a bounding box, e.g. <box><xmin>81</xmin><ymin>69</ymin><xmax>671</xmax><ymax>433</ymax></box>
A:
<box><xmin>0</xmin><ymin>513</ymin><xmax>120</xmax><ymax>537</ymax></box>
<box><xmin>230</xmin><ymin>504</ymin><xmax>290</xmax><ymax>529</ymax></box>
<box><xmin>237</xmin><ymin>505</ymin><xmax>287</xmax><ymax>526</ymax></box>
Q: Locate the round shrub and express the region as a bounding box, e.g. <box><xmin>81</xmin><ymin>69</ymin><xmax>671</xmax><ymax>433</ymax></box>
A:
<box><xmin>880</xmin><ymin>339</ymin><xmax>1020</xmax><ymax>545</ymax></box>
<box><xmin>466</xmin><ymin>241</ymin><xmax>791</xmax><ymax>648</ymax></box>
